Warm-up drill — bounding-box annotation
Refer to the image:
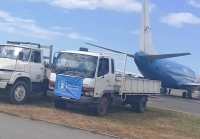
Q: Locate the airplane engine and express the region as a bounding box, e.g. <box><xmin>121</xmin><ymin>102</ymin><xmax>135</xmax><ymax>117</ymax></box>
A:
<box><xmin>198</xmin><ymin>75</ymin><xmax>200</xmax><ymax>84</ymax></box>
<box><xmin>197</xmin><ymin>75</ymin><xmax>200</xmax><ymax>91</ymax></box>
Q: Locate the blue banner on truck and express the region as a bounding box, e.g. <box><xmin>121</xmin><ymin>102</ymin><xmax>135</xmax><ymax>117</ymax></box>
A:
<box><xmin>54</xmin><ymin>75</ymin><xmax>83</xmax><ymax>99</ymax></box>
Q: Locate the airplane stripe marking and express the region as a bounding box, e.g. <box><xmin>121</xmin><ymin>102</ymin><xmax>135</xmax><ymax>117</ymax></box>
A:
<box><xmin>144</xmin><ymin>26</ymin><xmax>151</xmax><ymax>34</ymax></box>
<box><xmin>191</xmin><ymin>68</ymin><xmax>198</xmax><ymax>83</ymax></box>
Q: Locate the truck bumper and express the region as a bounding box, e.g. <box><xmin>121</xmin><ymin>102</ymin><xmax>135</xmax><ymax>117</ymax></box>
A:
<box><xmin>47</xmin><ymin>90</ymin><xmax>99</xmax><ymax>104</ymax></box>
<box><xmin>47</xmin><ymin>90</ymin><xmax>54</xmax><ymax>97</ymax></box>
<box><xmin>0</xmin><ymin>81</ymin><xmax>7</xmax><ymax>89</ymax></box>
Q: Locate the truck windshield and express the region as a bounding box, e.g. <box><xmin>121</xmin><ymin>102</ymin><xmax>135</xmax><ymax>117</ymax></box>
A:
<box><xmin>0</xmin><ymin>45</ymin><xmax>31</xmax><ymax>61</ymax></box>
<box><xmin>52</xmin><ymin>52</ymin><xmax>98</xmax><ymax>78</ymax></box>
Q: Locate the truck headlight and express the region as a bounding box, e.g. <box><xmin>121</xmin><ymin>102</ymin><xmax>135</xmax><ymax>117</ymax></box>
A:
<box><xmin>82</xmin><ymin>87</ymin><xmax>94</xmax><ymax>96</ymax></box>
<box><xmin>84</xmin><ymin>92</ymin><xmax>94</xmax><ymax>96</ymax></box>
<box><xmin>49</xmin><ymin>81</ymin><xmax>55</xmax><ymax>90</ymax></box>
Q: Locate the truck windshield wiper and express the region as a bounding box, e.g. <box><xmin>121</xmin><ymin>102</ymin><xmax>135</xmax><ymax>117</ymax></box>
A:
<box><xmin>73</xmin><ymin>71</ymin><xmax>85</xmax><ymax>79</ymax></box>
<box><xmin>55</xmin><ymin>67</ymin><xmax>70</xmax><ymax>74</ymax></box>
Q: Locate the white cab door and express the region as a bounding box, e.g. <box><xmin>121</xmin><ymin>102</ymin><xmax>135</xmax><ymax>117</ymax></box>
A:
<box><xmin>30</xmin><ymin>50</ymin><xmax>44</xmax><ymax>82</ymax></box>
<box><xmin>94</xmin><ymin>57</ymin><xmax>115</xmax><ymax>97</ymax></box>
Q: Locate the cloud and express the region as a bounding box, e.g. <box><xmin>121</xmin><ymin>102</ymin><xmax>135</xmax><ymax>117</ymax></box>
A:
<box><xmin>0</xmin><ymin>10</ymin><xmax>63</xmax><ymax>39</ymax></box>
<box><xmin>50</xmin><ymin>26</ymin><xmax>73</xmax><ymax>30</ymax></box>
<box><xmin>67</xmin><ymin>32</ymin><xmax>96</xmax><ymax>41</ymax></box>
<box><xmin>160</xmin><ymin>13</ymin><xmax>200</xmax><ymax>27</ymax></box>
<box><xmin>131</xmin><ymin>30</ymin><xmax>140</xmax><ymax>34</ymax></box>
<box><xmin>0</xmin><ymin>22</ymin><xmax>15</xmax><ymax>33</ymax></box>
<box><xmin>187</xmin><ymin>0</ymin><xmax>200</xmax><ymax>8</ymax></box>
<box><xmin>26</xmin><ymin>0</ymin><xmax>156</xmax><ymax>13</ymax></box>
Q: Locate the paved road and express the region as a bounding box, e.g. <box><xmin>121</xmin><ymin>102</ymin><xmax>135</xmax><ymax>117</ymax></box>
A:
<box><xmin>148</xmin><ymin>94</ymin><xmax>200</xmax><ymax>115</ymax></box>
<box><xmin>0</xmin><ymin>113</ymin><xmax>115</xmax><ymax>139</ymax></box>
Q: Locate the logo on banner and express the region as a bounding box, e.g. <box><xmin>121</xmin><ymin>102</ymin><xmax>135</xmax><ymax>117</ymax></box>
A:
<box><xmin>144</xmin><ymin>26</ymin><xmax>151</xmax><ymax>34</ymax></box>
<box><xmin>58</xmin><ymin>81</ymin><xmax>67</xmax><ymax>91</ymax></box>
<box><xmin>58</xmin><ymin>80</ymin><xmax>80</xmax><ymax>91</ymax></box>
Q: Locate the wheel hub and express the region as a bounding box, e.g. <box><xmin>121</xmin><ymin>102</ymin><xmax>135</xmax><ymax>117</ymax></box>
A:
<box><xmin>100</xmin><ymin>102</ymin><xmax>106</xmax><ymax>112</ymax></box>
<box><xmin>14</xmin><ymin>86</ymin><xmax>26</xmax><ymax>102</ymax></box>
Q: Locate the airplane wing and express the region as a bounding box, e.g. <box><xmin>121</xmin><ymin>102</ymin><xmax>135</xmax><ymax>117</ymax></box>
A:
<box><xmin>85</xmin><ymin>42</ymin><xmax>191</xmax><ymax>60</ymax></box>
<box><xmin>178</xmin><ymin>83</ymin><xmax>200</xmax><ymax>87</ymax></box>
<box><xmin>140</xmin><ymin>53</ymin><xmax>191</xmax><ymax>60</ymax></box>
<box><xmin>85</xmin><ymin>42</ymin><xmax>135</xmax><ymax>58</ymax></box>
<box><xmin>115</xmin><ymin>69</ymin><xmax>143</xmax><ymax>78</ymax></box>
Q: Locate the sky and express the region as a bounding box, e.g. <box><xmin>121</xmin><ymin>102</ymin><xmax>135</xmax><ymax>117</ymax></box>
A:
<box><xmin>0</xmin><ymin>0</ymin><xmax>199</xmax><ymax>75</ymax></box>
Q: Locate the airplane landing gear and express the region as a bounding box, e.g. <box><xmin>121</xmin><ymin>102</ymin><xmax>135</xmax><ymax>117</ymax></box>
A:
<box><xmin>182</xmin><ymin>92</ymin><xmax>186</xmax><ymax>98</ymax></box>
<box><xmin>182</xmin><ymin>91</ymin><xmax>192</xmax><ymax>99</ymax></box>
<box><xmin>168</xmin><ymin>88</ymin><xmax>171</xmax><ymax>94</ymax></box>
<box><xmin>160</xmin><ymin>88</ymin><xmax>168</xmax><ymax>94</ymax></box>
<box><xmin>186</xmin><ymin>91</ymin><xmax>192</xmax><ymax>99</ymax></box>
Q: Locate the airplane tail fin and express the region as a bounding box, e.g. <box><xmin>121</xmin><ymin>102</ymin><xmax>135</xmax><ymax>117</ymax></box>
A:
<box><xmin>85</xmin><ymin>1</ymin><xmax>191</xmax><ymax>60</ymax></box>
<box><xmin>140</xmin><ymin>0</ymin><xmax>156</xmax><ymax>55</ymax></box>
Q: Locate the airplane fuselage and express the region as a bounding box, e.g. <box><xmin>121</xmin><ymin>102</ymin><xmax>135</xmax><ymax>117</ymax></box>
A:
<box><xmin>134</xmin><ymin>52</ymin><xmax>200</xmax><ymax>91</ymax></box>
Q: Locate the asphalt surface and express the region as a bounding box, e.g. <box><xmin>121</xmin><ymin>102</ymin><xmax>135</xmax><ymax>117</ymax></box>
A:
<box><xmin>0</xmin><ymin>113</ymin><xmax>115</xmax><ymax>139</ymax></box>
<box><xmin>148</xmin><ymin>92</ymin><xmax>200</xmax><ymax>115</ymax></box>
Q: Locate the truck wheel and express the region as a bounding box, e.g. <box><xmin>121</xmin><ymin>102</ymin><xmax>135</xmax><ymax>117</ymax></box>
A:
<box><xmin>96</xmin><ymin>96</ymin><xmax>108</xmax><ymax>116</ymax></box>
<box><xmin>8</xmin><ymin>81</ymin><xmax>29</xmax><ymax>104</ymax></box>
<box><xmin>135</xmin><ymin>97</ymin><xmax>147</xmax><ymax>113</ymax></box>
<box><xmin>54</xmin><ymin>99</ymin><xmax>67</xmax><ymax>109</ymax></box>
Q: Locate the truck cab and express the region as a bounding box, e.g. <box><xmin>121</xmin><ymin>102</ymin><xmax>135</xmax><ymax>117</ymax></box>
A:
<box><xmin>48</xmin><ymin>48</ymin><xmax>115</xmax><ymax>98</ymax></box>
<box><xmin>0</xmin><ymin>41</ymin><xmax>52</xmax><ymax>104</ymax></box>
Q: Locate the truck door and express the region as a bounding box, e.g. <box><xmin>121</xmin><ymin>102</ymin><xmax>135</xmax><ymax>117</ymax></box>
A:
<box><xmin>94</xmin><ymin>57</ymin><xmax>115</xmax><ymax>97</ymax></box>
<box><xmin>30</xmin><ymin>50</ymin><xmax>44</xmax><ymax>82</ymax></box>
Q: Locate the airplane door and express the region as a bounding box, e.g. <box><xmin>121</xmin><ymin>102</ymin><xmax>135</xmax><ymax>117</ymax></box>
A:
<box><xmin>30</xmin><ymin>50</ymin><xmax>44</xmax><ymax>82</ymax></box>
<box><xmin>94</xmin><ymin>57</ymin><xmax>115</xmax><ymax>97</ymax></box>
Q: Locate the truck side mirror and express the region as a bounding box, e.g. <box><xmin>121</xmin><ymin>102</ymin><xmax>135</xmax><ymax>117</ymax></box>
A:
<box><xmin>53</xmin><ymin>56</ymin><xmax>56</xmax><ymax>64</ymax></box>
<box><xmin>102</xmin><ymin>64</ymin><xmax>106</xmax><ymax>78</ymax></box>
<box><xmin>18</xmin><ymin>52</ymin><xmax>23</xmax><ymax>61</ymax></box>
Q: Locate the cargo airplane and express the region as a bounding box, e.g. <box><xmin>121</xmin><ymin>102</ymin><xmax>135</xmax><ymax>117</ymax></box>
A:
<box><xmin>86</xmin><ymin>0</ymin><xmax>200</xmax><ymax>99</ymax></box>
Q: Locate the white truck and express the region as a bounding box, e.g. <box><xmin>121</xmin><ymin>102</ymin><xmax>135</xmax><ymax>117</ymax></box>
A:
<box><xmin>47</xmin><ymin>47</ymin><xmax>161</xmax><ymax>116</ymax></box>
<box><xmin>0</xmin><ymin>41</ymin><xmax>52</xmax><ymax>104</ymax></box>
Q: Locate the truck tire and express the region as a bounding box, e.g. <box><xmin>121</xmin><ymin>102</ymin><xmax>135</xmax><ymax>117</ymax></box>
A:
<box><xmin>8</xmin><ymin>81</ymin><xmax>29</xmax><ymax>104</ymax></box>
<box><xmin>54</xmin><ymin>99</ymin><xmax>67</xmax><ymax>109</ymax></box>
<box><xmin>96</xmin><ymin>96</ymin><xmax>108</xmax><ymax>116</ymax></box>
<box><xmin>135</xmin><ymin>97</ymin><xmax>147</xmax><ymax>113</ymax></box>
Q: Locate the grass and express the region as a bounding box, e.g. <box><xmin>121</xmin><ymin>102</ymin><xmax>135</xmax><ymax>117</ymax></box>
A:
<box><xmin>0</xmin><ymin>95</ymin><xmax>199</xmax><ymax>139</ymax></box>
